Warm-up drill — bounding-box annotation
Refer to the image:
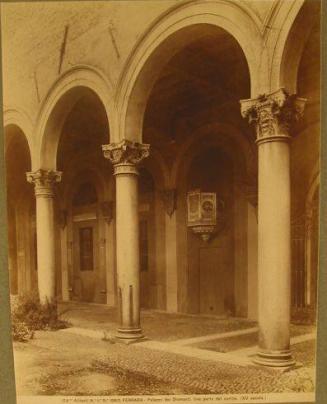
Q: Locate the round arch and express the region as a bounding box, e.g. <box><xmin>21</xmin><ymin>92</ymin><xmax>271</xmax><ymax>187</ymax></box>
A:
<box><xmin>35</xmin><ymin>65</ymin><xmax>113</xmax><ymax>170</ymax></box>
<box><xmin>269</xmin><ymin>0</ymin><xmax>320</xmax><ymax>93</ymax></box>
<box><xmin>61</xmin><ymin>157</ymin><xmax>108</xmax><ymax>208</ymax></box>
<box><xmin>140</xmin><ymin>147</ymin><xmax>170</xmax><ymax>190</ymax></box>
<box><xmin>117</xmin><ymin>0</ymin><xmax>265</xmax><ymax>143</ymax></box>
<box><xmin>4</xmin><ymin>119</ymin><xmax>33</xmax><ymax>207</ymax></box>
<box><xmin>172</xmin><ymin>123</ymin><xmax>256</xmax><ymax>189</ymax></box>
<box><xmin>4</xmin><ymin>108</ymin><xmax>34</xmax><ymax>163</ymax></box>
<box><xmin>69</xmin><ymin>171</ymin><xmax>103</xmax><ymax>206</ymax></box>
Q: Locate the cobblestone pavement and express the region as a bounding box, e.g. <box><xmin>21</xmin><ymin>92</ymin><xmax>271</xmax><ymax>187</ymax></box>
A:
<box><xmin>193</xmin><ymin>325</ymin><xmax>315</xmax><ymax>353</ymax></box>
<box><xmin>14</xmin><ymin>328</ymin><xmax>316</xmax><ymax>396</ymax></box>
<box><xmin>14</xmin><ymin>303</ymin><xmax>316</xmax><ymax>396</ymax></box>
<box><xmin>59</xmin><ymin>302</ymin><xmax>258</xmax><ymax>341</ymax></box>
<box><xmin>59</xmin><ymin>302</ymin><xmax>315</xmax><ymax>342</ymax></box>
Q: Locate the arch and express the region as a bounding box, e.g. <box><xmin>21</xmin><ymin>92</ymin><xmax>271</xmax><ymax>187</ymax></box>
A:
<box><xmin>117</xmin><ymin>0</ymin><xmax>265</xmax><ymax>143</ymax></box>
<box><xmin>62</xmin><ymin>160</ymin><xmax>108</xmax><ymax>208</ymax></box>
<box><xmin>269</xmin><ymin>0</ymin><xmax>320</xmax><ymax>93</ymax></box>
<box><xmin>140</xmin><ymin>147</ymin><xmax>170</xmax><ymax>190</ymax></box>
<box><xmin>73</xmin><ymin>182</ymin><xmax>98</xmax><ymax>207</ymax></box>
<box><xmin>172</xmin><ymin>122</ymin><xmax>256</xmax><ymax>188</ymax></box>
<box><xmin>35</xmin><ymin>65</ymin><xmax>113</xmax><ymax>170</ymax></box>
<box><xmin>4</xmin><ymin>120</ymin><xmax>33</xmax><ymax>208</ymax></box>
<box><xmin>4</xmin><ymin>108</ymin><xmax>34</xmax><ymax>163</ymax></box>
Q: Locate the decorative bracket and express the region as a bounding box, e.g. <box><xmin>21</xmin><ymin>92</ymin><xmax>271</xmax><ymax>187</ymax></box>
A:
<box><xmin>160</xmin><ymin>189</ymin><xmax>177</xmax><ymax>217</ymax></box>
<box><xmin>59</xmin><ymin>210</ymin><xmax>68</xmax><ymax>229</ymax></box>
<box><xmin>101</xmin><ymin>201</ymin><xmax>114</xmax><ymax>224</ymax></box>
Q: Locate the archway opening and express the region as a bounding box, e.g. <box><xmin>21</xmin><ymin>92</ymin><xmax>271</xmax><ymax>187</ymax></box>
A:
<box><xmin>54</xmin><ymin>88</ymin><xmax>112</xmax><ymax>304</ymax></box>
<box><xmin>5</xmin><ymin>125</ymin><xmax>35</xmax><ymax>295</ymax></box>
<box><xmin>124</xmin><ymin>24</ymin><xmax>251</xmax><ymax>142</ymax></box>
<box><xmin>141</xmin><ymin>26</ymin><xmax>253</xmax><ymax>315</ymax></box>
<box><xmin>143</xmin><ymin>27</ymin><xmax>251</xmax><ymax>149</ymax></box>
<box><xmin>56</xmin><ymin>89</ymin><xmax>109</xmax><ymax>171</ymax></box>
<box><xmin>289</xmin><ymin>6</ymin><xmax>320</xmax><ymax>324</ymax></box>
<box><xmin>71</xmin><ymin>180</ymin><xmax>99</xmax><ymax>303</ymax></box>
<box><xmin>279</xmin><ymin>0</ymin><xmax>320</xmax><ymax>93</ymax></box>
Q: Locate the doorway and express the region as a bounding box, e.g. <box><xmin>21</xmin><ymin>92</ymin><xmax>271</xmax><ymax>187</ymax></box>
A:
<box><xmin>73</xmin><ymin>220</ymin><xmax>98</xmax><ymax>302</ymax></box>
<box><xmin>186</xmin><ymin>148</ymin><xmax>235</xmax><ymax>315</ymax></box>
<box><xmin>71</xmin><ymin>181</ymin><xmax>99</xmax><ymax>303</ymax></box>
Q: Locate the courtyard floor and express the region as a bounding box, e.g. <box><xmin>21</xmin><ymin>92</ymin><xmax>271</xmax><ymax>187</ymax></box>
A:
<box><xmin>13</xmin><ymin>302</ymin><xmax>316</xmax><ymax>397</ymax></box>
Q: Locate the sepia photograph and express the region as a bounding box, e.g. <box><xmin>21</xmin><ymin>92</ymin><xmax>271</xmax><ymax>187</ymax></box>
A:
<box><xmin>0</xmin><ymin>0</ymin><xmax>323</xmax><ymax>403</ymax></box>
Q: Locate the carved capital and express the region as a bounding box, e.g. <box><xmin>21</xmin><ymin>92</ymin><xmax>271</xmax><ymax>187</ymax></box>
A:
<box><xmin>26</xmin><ymin>169</ymin><xmax>62</xmax><ymax>197</ymax></box>
<box><xmin>160</xmin><ymin>189</ymin><xmax>177</xmax><ymax>217</ymax></box>
<box><xmin>240</xmin><ymin>88</ymin><xmax>306</xmax><ymax>145</ymax></box>
<box><xmin>102</xmin><ymin>140</ymin><xmax>150</xmax><ymax>166</ymax></box>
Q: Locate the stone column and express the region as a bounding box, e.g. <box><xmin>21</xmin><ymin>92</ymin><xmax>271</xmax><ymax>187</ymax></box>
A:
<box><xmin>26</xmin><ymin>169</ymin><xmax>62</xmax><ymax>304</ymax></box>
<box><xmin>241</xmin><ymin>89</ymin><xmax>306</xmax><ymax>367</ymax></box>
<box><xmin>103</xmin><ymin>140</ymin><xmax>149</xmax><ymax>342</ymax></box>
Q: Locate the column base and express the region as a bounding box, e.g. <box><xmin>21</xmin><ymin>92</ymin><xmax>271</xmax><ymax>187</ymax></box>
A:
<box><xmin>253</xmin><ymin>349</ymin><xmax>296</xmax><ymax>369</ymax></box>
<box><xmin>115</xmin><ymin>327</ymin><xmax>146</xmax><ymax>344</ymax></box>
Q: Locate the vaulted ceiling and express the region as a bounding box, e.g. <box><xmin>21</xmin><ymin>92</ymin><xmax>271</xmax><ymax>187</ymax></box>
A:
<box><xmin>143</xmin><ymin>29</ymin><xmax>251</xmax><ymax>149</ymax></box>
<box><xmin>57</xmin><ymin>90</ymin><xmax>109</xmax><ymax>170</ymax></box>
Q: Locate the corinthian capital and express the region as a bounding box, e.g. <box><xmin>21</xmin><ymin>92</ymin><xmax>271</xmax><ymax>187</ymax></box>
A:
<box><xmin>240</xmin><ymin>88</ymin><xmax>306</xmax><ymax>144</ymax></box>
<box><xmin>26</xmin><ymin>169</ymin><xmax>62</xmax><ymax>197</ymax></box>
<box><xmin>102</xmin><ymin>140</ymin><xmax>150</xmax><ymax>166</ymax></box>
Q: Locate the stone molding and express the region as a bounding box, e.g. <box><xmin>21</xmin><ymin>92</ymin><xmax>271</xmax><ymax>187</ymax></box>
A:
<box><xmin>240</xmin><ymin>88</ymin><xmax>306</xmax><ymax>145</ymax></box>
<box><xmin>102</xmin><ymin>140</ymin><xmax>150</xmax><ymax>175</ymax></box>
<box><xmin>26</xmin><ymin>169</ymin><xmax>62</xmax><ymax>197</ymax></box>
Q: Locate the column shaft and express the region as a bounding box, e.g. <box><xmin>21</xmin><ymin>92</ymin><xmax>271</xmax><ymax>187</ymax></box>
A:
<box><xmin>35</xmin><ymin>193</ymin><xmax>56</xmax><ymax>304</ymax></box>
<box><xmin>27</xmin><ymin>169</ymin><xmax>61</xmax><ymax>305</ymax></box>
<box><xmin>257</xmin><ymin>140</ymin><xmax>293</xmax><ymax>365</ymax></box>
<box><xmin>103</xmin><ymin>140</ymin><xmax>150</xmax><ymax>342</ymax></box>
<box><xmin>115</xmin><ymin>165</ymin><xmax>142</xmax><ymax>336</ymax></box>
<box><xmin>240</xmin><ymin>88</ymin><xmax>306</xmax><ymax>368</ymax></box>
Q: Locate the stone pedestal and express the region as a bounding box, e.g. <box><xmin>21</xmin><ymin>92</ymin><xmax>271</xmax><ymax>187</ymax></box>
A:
<box><xmin>103</xmin><ymin>140</ymin><xmax>149</xmax><ymax>342</ymax></box>
<box><xmin>26</xmin><ymin>169</ymin><xmax>62</xmax><ymax>304</ymax></box>
<box><xmin>241</xmin><ymin>89</ymin><xmax>306</xmax><ymax>367</ymax></box>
